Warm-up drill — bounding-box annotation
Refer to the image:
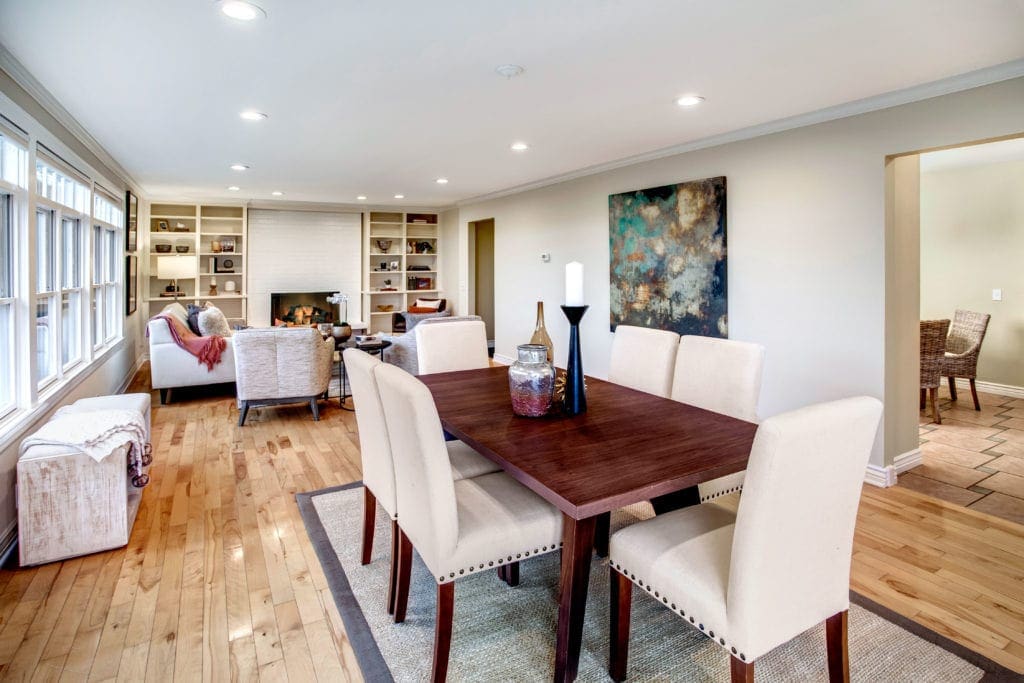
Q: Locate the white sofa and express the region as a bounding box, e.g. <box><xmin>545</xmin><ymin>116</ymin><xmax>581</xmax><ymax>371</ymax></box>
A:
<box><xmin>148</xmin><ymin>302</ymin><xmax>236</xmax><ymax>404</ymax></box>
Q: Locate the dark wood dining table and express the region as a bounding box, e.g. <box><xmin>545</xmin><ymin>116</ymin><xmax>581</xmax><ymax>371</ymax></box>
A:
<box><xmin>419</xmin><ymin>366</ymin><xmax>759</xmax><ymax>682</ymax></box>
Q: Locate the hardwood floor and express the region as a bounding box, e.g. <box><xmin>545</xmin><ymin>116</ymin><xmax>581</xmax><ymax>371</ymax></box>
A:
<box><xmin>0</xmin><ymin>365</ymin><xmax>1021</xmax><ymax>680</ymax></box>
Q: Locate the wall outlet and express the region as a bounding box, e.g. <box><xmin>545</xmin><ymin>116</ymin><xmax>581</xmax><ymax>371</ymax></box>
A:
<box><xmin>992</xmin><ymin>288</ymin><xmax>1002</xmax><ymax>301</ymax></box>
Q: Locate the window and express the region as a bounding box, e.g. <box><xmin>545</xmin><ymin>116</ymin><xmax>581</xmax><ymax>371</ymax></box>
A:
<box><xmin>35</xmin><ymin>208</ymin><xmax>57</xmax><ymax>386</ymax></box>
<box><xmin>0</xmin><ymin>193</ymin><xmax>13</xmax><ymax>415</ymax></box>
<box><xmin>92</xmin><ymin>192</ymin><xmax>122</xmax><ymax>347</ymax></box>
<box><xmin>60</xmin><ymin>217</ymin><xmax>83</xmax><ymax>368</ymax></box>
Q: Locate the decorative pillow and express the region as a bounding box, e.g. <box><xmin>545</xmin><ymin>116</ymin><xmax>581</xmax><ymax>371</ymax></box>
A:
<box><xmin>197</xmin><ymin>305</ymin><xmax>233</xmax><ymax>337</ymax></box>
<box><xmin>414</xmin><ymin>298</ymin><xmax>443</xmax><ymax>310</ymax></box>
<box><xmin>159</xmin><ymin>303</ymin><xmax>190</xmax><ymax>328</ymax></box>
<box><xmin>407</xmin><ymin>306</ymin><xmax>439</xmax><ymax>313</ymax></box>
<box><xmin>403</xmin><ymin>309</ymin><xmax>451</xmax><ymax>331</ymax></box>
<box><xmin>186</xmin><ymin>304</ymin><xmax>206</xmax><ymax>335</ymax></box>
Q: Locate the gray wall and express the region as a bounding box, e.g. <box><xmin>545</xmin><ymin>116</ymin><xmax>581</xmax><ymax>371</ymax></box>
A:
<box><xmin>921</xmin><ymin>159</ymin><xmax>1024</xmax><ymax>388</ymax></box>
<box><xmin>453</xmin><ymin>77</ymin><xmax>1024</xmax><ymax>468</ymax></box>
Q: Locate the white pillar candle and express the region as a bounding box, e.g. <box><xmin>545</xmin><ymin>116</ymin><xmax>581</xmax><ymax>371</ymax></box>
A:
<box><xmin>565</xmin><ymin>261</ymin><xmax>585</xmax><ymax>306</ymax></box>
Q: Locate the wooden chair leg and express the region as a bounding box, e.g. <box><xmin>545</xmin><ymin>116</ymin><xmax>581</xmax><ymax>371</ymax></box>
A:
<box><xmin>310</xmin><ymin>397</ymin><xmax>320</xmax><ymax>421</ymax></box>
<box><xmin>730</xmin><ymin>657</ymin><xmax>754</xmax><ymax>683</ymax></box>
<box><xmin>361</xmin><ymin>487</ymin><xmax>376</xmax><ymax>566</ymax></box>
<box><xmin>825</xmin><ymin>610</ymin><xmax>849</xmax><ymax>683</ymax></box>
<box><xmin>387</xmin><ymin>520</ymin><xmax>399</xmax><ymax>615</ymax></box>
<box><xmin>594</xmin><ymin>512</ymin><xmax>610</xmax><ymax>558</ymax></box>
<box><xmin>431</xmin><ymin>582</ymin><xmax>455</xmax><ymax>683</ymax></box>
<box><xmin>919</xmin><ymin>388</ymin><xmax>925</xmax><ymax>411</ymax></box>
<box><xmin>969</xmin><ymin>378</ymin><xmax>980</xmax><ymax>411</ymax></box>
<box><xmin>502</xmin><ymin>561</ymin><xmax>520</xmax><ymax>587</ymax></box>
<box><xmin>238</xmin><ymin>400</ymin><xmax>249</xmax><ymax>426</ymax></box>
<box><xmin>159</xmin><ymin>388</ymin><xmax>169</xmax><ymax>405</ymax></box>
<box><xmin>608</xmin><ymin>567</ymin><xmax>632</xmax><ymax>682</ymax></box>
<box><xmin>496</xmin><ymin>564</ymin><xmax>506</xmax><ymax>582</ymax></box>
<box><xmin>930</xmin><ymin>387</ymin><xmax>941</xmax><ymax>424</ymax></box>
<box><xmin>393</xmin><ymin>528</ymin><xmax>413</xmax><ymax>623</ymax></box>
<box><xmin>947</xmin><ymin>376</ymin><xmax>957</xmax><ymax>401</ymax></box>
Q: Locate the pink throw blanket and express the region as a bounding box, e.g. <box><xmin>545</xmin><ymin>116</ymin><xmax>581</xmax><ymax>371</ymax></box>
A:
<box><xmin>150</xmin><ymin>315</ymin><xmax>226</xmax><ymax>370</ymax></box>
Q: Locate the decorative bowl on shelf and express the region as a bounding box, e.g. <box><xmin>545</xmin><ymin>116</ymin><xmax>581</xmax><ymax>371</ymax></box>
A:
<box><xmin>375</xmin><ymin>239</ymin><xmax>393</xmax><ymax>253</ymax></box>
<box><xmin>154</xmin><ymin>243</ymin><xmax>172</xmax><ymax>253</ymax></box>
<box><xmin>376</xmin><ymin>304</ymin><xmax>395</xmax><ymax>312</ymax></box>
<box><xmin>175</xmin><ymin>244</ymin><xmax>190</xmax><ymax>254</ymax></box>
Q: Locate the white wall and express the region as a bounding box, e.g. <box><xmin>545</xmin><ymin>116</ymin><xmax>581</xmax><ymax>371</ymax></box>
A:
<box><xmin>247</xmin><ymin>210</ymin><xmax>362</xmax><ymax>327</ymax></box>
<box><xmin>921</xmin><ymin>159</ymin><xmax>1024</xmax><ymax>389</ymax></box>
<box><xmin>456</xmin><ymin>77</ymin><xmax>1024</xmax><ymax>468</ymax></box>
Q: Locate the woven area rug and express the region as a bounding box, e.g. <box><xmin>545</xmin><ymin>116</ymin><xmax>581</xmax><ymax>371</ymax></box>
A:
<box><xmin>296</xmin><ymin>483</ymin><xmax>1016</xmax><ymax>682</ymax></box>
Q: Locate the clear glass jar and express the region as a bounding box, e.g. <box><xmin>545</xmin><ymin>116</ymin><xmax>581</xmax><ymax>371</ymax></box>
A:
<box><xmin>509</xmin><ymin>344</ymin><xmax>555</xmax><ymax>417</ymax></box>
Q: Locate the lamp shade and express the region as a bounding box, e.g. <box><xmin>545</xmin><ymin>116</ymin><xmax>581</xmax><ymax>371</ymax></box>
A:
<box><xmin>157</xmin><ymin>256</ymin><xmax>197</xmax><ymax>280</ymax></box>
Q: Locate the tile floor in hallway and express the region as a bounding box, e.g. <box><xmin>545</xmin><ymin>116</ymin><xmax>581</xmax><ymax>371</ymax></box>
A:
<box><xmin>904</xmin><ymin>383</ymin><xmax>1024</xmax><ymax>525</ymax></box>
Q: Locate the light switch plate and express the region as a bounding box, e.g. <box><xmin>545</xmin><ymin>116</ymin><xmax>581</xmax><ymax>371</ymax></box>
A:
<box><xmin>992</xmin><ymin>288</ymin><xmax>1002</xmax><ymax>301</ymax></box>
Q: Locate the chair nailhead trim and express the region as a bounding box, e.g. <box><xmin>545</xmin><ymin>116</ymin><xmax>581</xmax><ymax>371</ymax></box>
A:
<box><xmin>615</xmin><ymin>567</ymin><xmax>741</xmax><ymax>659</ymax></box>
<box><xmin>432</xmin><ymin>541</ymin><xmax>561</xmax><ymax>583</ymax></box>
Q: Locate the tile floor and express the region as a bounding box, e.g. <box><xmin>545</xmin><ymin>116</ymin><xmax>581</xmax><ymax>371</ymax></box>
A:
<box><xmin>903</xmin><ymin>384</ymin><xmax>1024</xmax><ymax>525</ymax></box>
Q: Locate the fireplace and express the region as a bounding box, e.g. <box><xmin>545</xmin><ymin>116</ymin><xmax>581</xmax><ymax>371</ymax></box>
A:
<box><xmin>270</xmin><ymin>292</ymin><xmax>337</xmax><ymax>326</ymax></box>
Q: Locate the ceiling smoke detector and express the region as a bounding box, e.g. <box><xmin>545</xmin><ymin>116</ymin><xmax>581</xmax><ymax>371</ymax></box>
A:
<box><xmin>495</xmin><ymin>64</ymin><xmax>525</xmax><ymax>80</ymax></box>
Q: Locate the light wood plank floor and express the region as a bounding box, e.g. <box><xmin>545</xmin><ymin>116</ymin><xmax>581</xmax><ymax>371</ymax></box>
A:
<box><xmin>0</xmin><ymin>366</ymin><xmax>1021</xmax><ymax>680</ymax></box>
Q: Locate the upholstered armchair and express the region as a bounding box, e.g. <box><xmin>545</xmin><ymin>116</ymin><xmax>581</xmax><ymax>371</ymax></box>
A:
<box><xmin>940</xmin><ymin>310</ymin><xmax>991</xmax><ymax>411</ymax></box>
<box><xmin>920</xmin><ymin>319</ymin><xmax>951</xmax><ymax>424</ymax></box>
<box><xmin>233</xmin><ymin>327</ymin><xmax>334</xmax><ymax>425</ymax></box>
<box><xmin>607</xmin><ymin>325</ymin><xmax>680</xmax><ymax>398</ymax></box>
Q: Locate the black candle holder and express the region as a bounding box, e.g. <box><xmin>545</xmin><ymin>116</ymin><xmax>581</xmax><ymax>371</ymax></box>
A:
<box><xmin>560</xmin><ymin>305</ymin><xmax>589</xmax><ymax>415</ymax></box>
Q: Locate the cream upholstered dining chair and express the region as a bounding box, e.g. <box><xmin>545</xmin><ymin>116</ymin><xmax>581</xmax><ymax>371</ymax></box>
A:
<box><xmin>940</xmin><ymin>309</ymin><xmax>991</xmax><ymax>411</ymax></box>
<box><xmin>415</xmin><ymin>319</ymin><xmax>490</xmax><ymax>375</ymax></box>
<box><xmin>343</xmin><ymin>349</ymin><xmax>501</xmax><ymax>615</ymax></box>
<box><xmin>608</xmin><ymin>396</ymin><xmax>882</xmax><ymax>683</ymax></box>
<box><xmin>920</xmin><ymin>319</ymin><xmax>950</xmax><ymax>425</ymax></box>
<box><xmin>233</xmin><ymin>327</ymin><xmax>334</xmax><ymax>426</ymax></box>
<box><xmin>607</xmin><ymin>325</ymin><xmax>681</xmax><ymax>397</ymax></box>
<box><xmin>670</xmin><ymin>335</ymin><xmax>765</xmax><ymax>502</ymax></box>
<box><xmin>375</xmin><ymin>363</ymin><xmax>563</xmax><ymax>681</ymax></box>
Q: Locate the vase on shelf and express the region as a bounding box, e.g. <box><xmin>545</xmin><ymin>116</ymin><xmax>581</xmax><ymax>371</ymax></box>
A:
<box><xmin>529</xmin><ymin>301</ymin><xmax>554</xmax><ymax>363</ymax></box>
<box><xmin>509</xmin><ymin>344</ymin><xmax>555</xmax><ymax>417</ymax></box>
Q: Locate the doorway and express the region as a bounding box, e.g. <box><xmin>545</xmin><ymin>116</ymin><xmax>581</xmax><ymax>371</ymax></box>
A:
<box><xmin>469</xmin><ymin>218</ymin><xmax>495</xmax><ymax>355</ymax></box>
<box><xmin>888</xmin><ymin>135</ymin><xmax>1024</xmax><ymax>524</ymax></box>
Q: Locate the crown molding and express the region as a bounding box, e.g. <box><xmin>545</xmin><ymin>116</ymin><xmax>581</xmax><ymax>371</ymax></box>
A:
<box><xmin>0</xmin><ymin>43</ymin><xmax>140</xmax><ymax>191</ymax></box>
<box><xmin>458</xmin><ymin>59</ymin><xmax>1024</xmax><ymax>208</ymax></box>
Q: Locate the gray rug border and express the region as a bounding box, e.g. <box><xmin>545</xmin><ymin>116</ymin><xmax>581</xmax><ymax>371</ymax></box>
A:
<box><xmin>296</xmin><ymin>482</ymin><xmax>395</xmax><ymax>683</ymax></box>
<box><xmin>297</xmin><ymin>482</ymin><xmax>1022</xmax><ymax>683</ymax></box>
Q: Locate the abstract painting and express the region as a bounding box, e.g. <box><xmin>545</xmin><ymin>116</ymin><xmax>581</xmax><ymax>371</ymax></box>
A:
<box><xmin>609</xmin><ymin>176</ymin><xmax>727</xmax><ymax>336</ymax></box>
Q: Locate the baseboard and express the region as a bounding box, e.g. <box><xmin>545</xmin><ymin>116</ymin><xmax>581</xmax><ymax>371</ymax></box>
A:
<box><xmin>955</xmin><ymin>378</ymin><xmax>1024</xmax><ymax>400</ymax></box>
<box><xmin>864</xmin><ymin>463</ymin><xmax>897</xmax><ymax>488</ymax></box>
<box><xmin>893</xmin><ymin>448</ymin><xmax>923</xmax><ymax>474</ymax></box>
<box><xmin>492</xmin><ymin>353</ymin><xmax>514</xmax><ymax>366</ymax></box>
<box><xmin>117</xmin><ymin>353</ymin><xmax>149</xmax><ymax>394</ymax></box>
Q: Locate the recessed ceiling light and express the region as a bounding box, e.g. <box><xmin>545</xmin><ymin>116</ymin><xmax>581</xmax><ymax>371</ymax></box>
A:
<box><xmin>219</xmin><ymin>1</ymin><xmax>265</xmax><ymax>21</ymax></box>
<box><xmin>230</xmin><ymin>164</ymin><xmax>249</xmax><ymax>171</ymax></box>
<box><xmin>394</xmin><ymin>194</ymin><xmax>405</xmax><ymax>199</ymax></box>
<box><xmin>239</xmin><ymin>110</ymin><xmax>268</xmax><ymax>121</ymax></box>
<box><xmin>356</xmin><ymin>195</ymin><xmax>367</xmax><ymax>200</ymax></box>
<box><xmin>435</xmin><ymin>177</ymin><xmax>449</xmax><ymax>185</ymax></box>
<box><xmin>510</xmin><ymin>141</ymin><xmax>529</xmax><ymax>152</ymax></box>
<box><xmin>271</xmin><ymin>191</ymin><xmax>283</xmax><ymax>196</ymax></box>
<box><xmin>676</xmin><ymin>94</ymin><xmax>705</xmax><ymax>107</ymax></box>
<box><xmin>227</xmin><ymin>186</ymin><xmax>240</xmax><ymax>191</ymax></box>
<box><xmin>495</xmin><ymin>64</ymin><xmax>524</xmax><ymax>79</ymax></box>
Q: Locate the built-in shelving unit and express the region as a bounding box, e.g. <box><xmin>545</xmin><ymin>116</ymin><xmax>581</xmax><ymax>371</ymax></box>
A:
<box><xmin>146</xmin><ymin>203</ymin><xmax>248</xmax><ymax>320</ymax></box>
<box><xmin>362</xmin><ymin>211</ymin><xmax>440</xmax><ymax>333</ymax></box>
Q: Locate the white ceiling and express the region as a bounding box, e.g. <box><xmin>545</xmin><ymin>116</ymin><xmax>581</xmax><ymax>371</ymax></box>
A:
<box><xmin>1</xmin><ymin>0</ymin><xmax>1023</xmax><ymax>206</ymax></box>
<box><xmin>920</xmin><ymin>136</ymin><xmax>1024</xmax><ymax>172</ymax></box>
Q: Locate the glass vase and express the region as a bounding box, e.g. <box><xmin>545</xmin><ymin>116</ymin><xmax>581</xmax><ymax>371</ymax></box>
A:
<box><xmin>509</xmin><ymin>344</ymin><xmax>555</xmax><ymax>417</ymax></box>
<box><xmin>529</xmin><ymin>301</ymin><xmax>554</xmax><ymax>363</ymax></box>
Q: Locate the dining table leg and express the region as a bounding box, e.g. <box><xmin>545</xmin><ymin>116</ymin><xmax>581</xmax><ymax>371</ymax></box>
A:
<box><xmin>554</xmin><ymin>514</ymin><xmax>596</xmax><ymax>682</ymax></box>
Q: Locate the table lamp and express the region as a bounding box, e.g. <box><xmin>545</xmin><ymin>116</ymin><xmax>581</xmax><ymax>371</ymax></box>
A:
<box><xmin>157</xmin><ymin>256</ymin><xmax>197</xmax><ymax>301</ymax></box>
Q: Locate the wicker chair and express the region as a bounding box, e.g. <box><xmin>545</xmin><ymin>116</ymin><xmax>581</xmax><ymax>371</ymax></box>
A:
<box><xmin>941</xmin><ymin>310</ymin><xmax>991</xmax><ymax>411</ymax></box>
<box><xmin>920</xmin><ymin>319</ymin><xmax>950</xmax><ymax>424</ymax></box>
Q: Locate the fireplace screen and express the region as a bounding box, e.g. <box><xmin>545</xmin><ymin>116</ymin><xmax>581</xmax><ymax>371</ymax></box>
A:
<box><xmin>270</xmin><ymin>292</ymin><xmax>337</xmax><ymax>326</ymax></box>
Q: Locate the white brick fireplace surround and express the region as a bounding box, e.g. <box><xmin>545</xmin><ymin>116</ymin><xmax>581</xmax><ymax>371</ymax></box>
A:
<box><xmin>247</xmin><ymin>210</ymin><xmax>362</xmax><ymax>328</ymax></box>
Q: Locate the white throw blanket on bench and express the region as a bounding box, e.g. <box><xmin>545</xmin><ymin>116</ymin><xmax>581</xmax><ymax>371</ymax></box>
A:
<box><xmin>20</xmin><ymin>407</ymin><xmax>148</xmax><ymax>463</ymax></box>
